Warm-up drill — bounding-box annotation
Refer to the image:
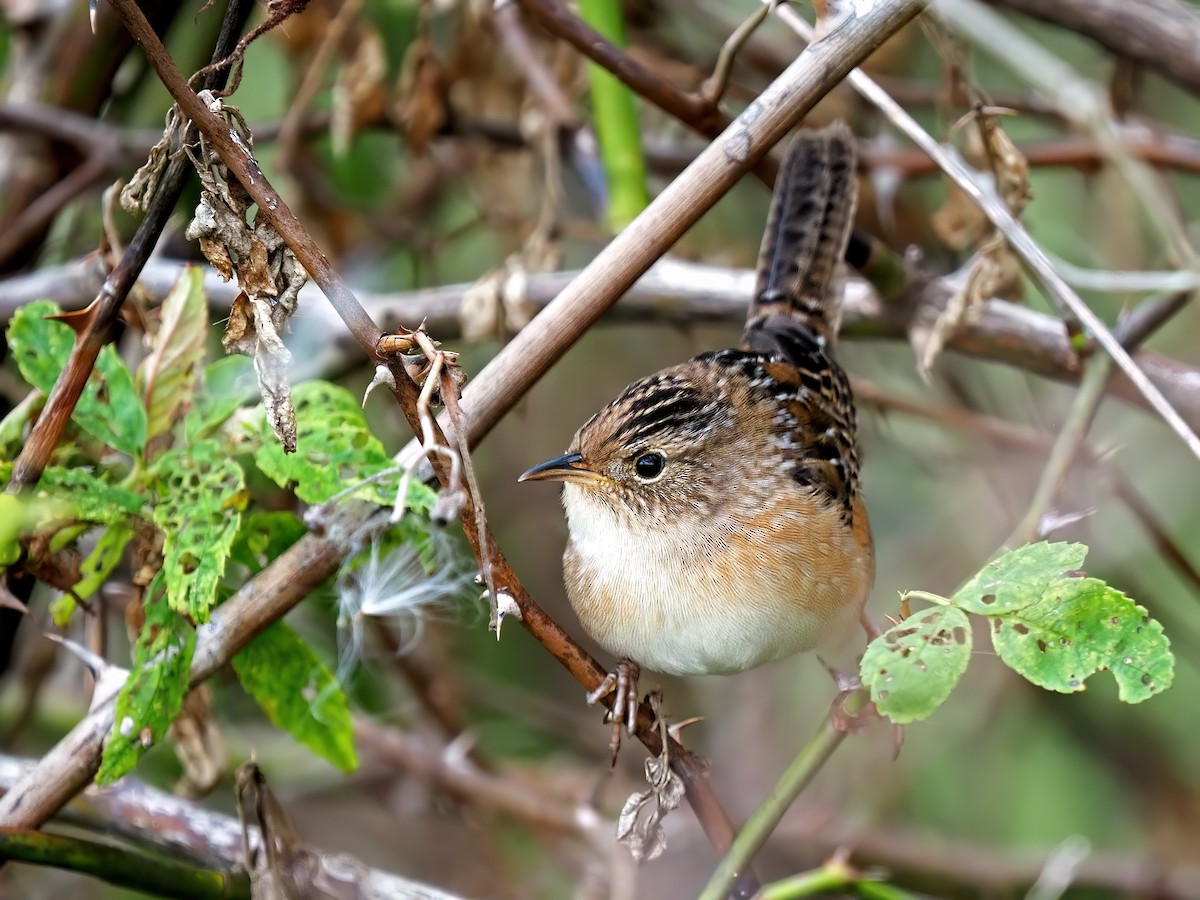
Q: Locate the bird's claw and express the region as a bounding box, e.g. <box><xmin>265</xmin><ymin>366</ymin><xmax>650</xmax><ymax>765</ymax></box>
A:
<box><xmin>587</xmin><ymin>659</ymin><xmax>640</xmax><ymax>762</ymax></box>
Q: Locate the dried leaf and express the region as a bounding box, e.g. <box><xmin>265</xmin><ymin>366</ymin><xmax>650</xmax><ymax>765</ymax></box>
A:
<box><xmin>918</xmin><ymin>233</ymin><xmax>1021</xmax><ymax>379</ymax></box>
<box><xmin>396</xmin><ymin>32</ymin><xmax>445</xmax><ymax>155</ymax></box>
<box><xmin>121</xmin><ymin>108</ymin><xmax>182</xmax><ymax>215</ymax></box>
<box><xmin>617</xmin><ymin>756</ymin><xmax>684</xmax><ymax>862</ymax></box>
<box><xmin>333</xmin><ymin>25</ymin><xmax>387</xmax><ymax>157</ymax></box>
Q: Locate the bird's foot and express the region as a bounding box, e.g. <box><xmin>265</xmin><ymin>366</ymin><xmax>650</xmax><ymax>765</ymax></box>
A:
<box><xmin>587</xmin><ymin>658</ymin><xmax>640</xmax><ymax>763</ymax></box>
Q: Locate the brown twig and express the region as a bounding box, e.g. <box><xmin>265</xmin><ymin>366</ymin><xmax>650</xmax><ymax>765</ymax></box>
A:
<box><xmin>274</xmin><ymin>0</ymin><xmax>364</xmax><ymax>172</ymax></box>
<box><xmin>984</xmin><ymin>0</ymin><xmax>1200</xmax><ymax>98</ymax></box>
<box><xmin>354</xmin><ymin>719</ymin><xmax>598</xmax><ymax>837</ymax></box>
<box><xmin>8</xmin><ymin>256</ymin><xmax>1200</xmax><ymax>431</ymax></box>
<box><xmin>3</xmin><ymin>0</ymin><xmax>256</xmax><ymax>492</ymax></box>
<box><xmin>0</xmin><ymin>158</ymin><xmax>109</xmax><ymax>266</ymax></box>
<box><xmin>492</xmin><ymin>0</ymin><xmax>579</xmax><ymax>128</ymax></box>
<box><xmin>0</xmin><ymin>10</ymin><xmax>927</xmax><ymax>897</ymax></box>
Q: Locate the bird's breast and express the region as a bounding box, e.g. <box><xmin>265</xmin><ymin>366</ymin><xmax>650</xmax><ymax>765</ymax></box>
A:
<box><xmin>560</xmin><ymin>484</ymin><xmax>871</xmax><ymax>677</ymax></box>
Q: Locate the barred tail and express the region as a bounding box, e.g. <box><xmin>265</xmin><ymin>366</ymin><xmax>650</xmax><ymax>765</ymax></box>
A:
<box><xmin>746</xmin><ymin>122</ymin><xmax>858</xmax><ymax>346</ymax></box>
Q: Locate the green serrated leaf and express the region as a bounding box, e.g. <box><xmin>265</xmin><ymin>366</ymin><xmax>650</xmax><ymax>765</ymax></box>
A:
<box><xmin>951</xmin><ymin>541</ymin><xmax>1089</xmax><ymax>615</ymax></box>
<box><xmin>185</xmin><ymin>356</ymin><xmax>256</xmax><ymax>441</ymax></box>
<box><xmin>70</xmin><ymin>526</ymin><xmax>135</xmax><ymax>609</ymax></box>
<box><xmin>255</xmin><ymin>380</ymin><xmax>435</xmax><ymax>510</ymax></box>
<box><xmin>7</xmin><ymin>300</ymin><xmax>147</xmax><ymax>456</ymax></box>
<box><xmin>97</xmin><ymin>579</ymin><xmax>196</xmax><ymax>785</ymax></box>
<box><xmin>232</xmin><ymin>620</ymin><xmax>358</xmax><ymax>772</ymax></box>
<box><xmin>991</xmin><ymin>575</ymin><xmax>1174</xmax><ymax>702</ymax></box>
<box><xmin>152</xmin><ymin>440</ymin><xmax>244</xmax><ymax>622</ymax></box>
<box><xmin>860</xmin><ymin>606</ymin><xmax>972</xmax><ymax>724</ymax></box>
<box><xmin>138</xmin><ymin>267</ymin><xmax>209</xmax><ymax>443</ymax></box>
<box><xmin>33</xmin><ymin>467</ymin><xmax>146</xmax><ymax>526</ymax></box>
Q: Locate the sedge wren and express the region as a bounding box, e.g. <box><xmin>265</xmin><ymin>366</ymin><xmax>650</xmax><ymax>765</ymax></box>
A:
<box><xmin>520</xmin><ymin>124</ymin><xmax>873</xmax><ymax>734</ymax></box>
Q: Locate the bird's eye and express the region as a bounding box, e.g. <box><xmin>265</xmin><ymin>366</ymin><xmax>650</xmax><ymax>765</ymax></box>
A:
<box><xmin>634</xmin><ymin>452</ymin><xmax>666</xmax><ymax>481</ymax></box>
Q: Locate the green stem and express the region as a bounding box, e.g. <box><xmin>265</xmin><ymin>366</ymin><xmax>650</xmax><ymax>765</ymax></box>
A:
<box><xmin>900</xmin><ymin>590</ymin><xmax>951</xmax><ymax>607</ymax></box>
<box><xmin>1005</xmin><ymin>352</ymin><xmax>1114</xmax><ymax>549</ymax></box>
<box><xmin>577</xmin><ymin>0</ymin><xmax>650</xmax><ymax>230</ymax></box>
<box><xmin>761</xmin><ymin>859</ymin><xmax>920</xmax><ymax>900</ymax></box>
<box><xmin>0</xmin><ymin>828</ymin><xmax>252</xmax><ymax>899</ymax></box>
<box><xmin>698</xmin><ymin>691</ymin><xmax>867</xmax><ymax>900</ymax></box>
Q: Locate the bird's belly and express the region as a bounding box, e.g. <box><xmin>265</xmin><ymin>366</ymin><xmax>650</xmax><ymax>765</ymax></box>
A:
<box><xmin>564</xmin><ymin>526</ymin><xmax>866</xmax><ymax>677</ymax></box>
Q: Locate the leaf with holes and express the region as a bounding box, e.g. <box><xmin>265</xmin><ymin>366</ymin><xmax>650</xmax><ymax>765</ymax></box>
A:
<box><xmin>951</xmin><ymin>541</ymin><xmax>1088</xmax><ymax>615</ymax></box>
<box><xmin>97</xmin><ymin>579</ymin><xmax>196</xmax><ymax>785</ymax></box>
<box><xmin>255</xmin><ymin>380</ymin><xmax>435</xmax><ymax>510</ymax></box>
<box><xmin>138</xmin><ymin>267</ymin><xmax>209</xmax><ymax>443</ymax></box>
<box><xmin>232</xmin><ymin>620</ymin><xmax>357</xmax><ymax>772</ymax></box>
<box><xmin>861</xmin><ymin>605</ymin><xmax>972</xmax><ymax>724</ymax></box>
<box><xmin>7</xmin><ymin>300</ymin><xmax>147</xmax><ymax>457</ymax></box>
<box><xmin>990</xmin><ymin>575</ymin><xmax>1173</xmax><ymax>702</ymax></box>
<box><xmin>152</xmin><ymin>440</ymin><xmax>245</xmax><ymax>622</ymax></box>
<box><xmin>32</xmin><ymin>467</ymin><xmax>146</xmax><ymax>526</ymax></box>
<box><xmin>53</xmin><ymin>525</ymin><xmax>135</xmax><ymax>626</ymax></box>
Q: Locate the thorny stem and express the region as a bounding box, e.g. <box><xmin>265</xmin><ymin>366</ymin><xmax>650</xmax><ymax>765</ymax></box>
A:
<box><xmin>3</xmin><ymin>0</ymin><xmax>256</xmax><ymax>492</ymax></box>
<box><xmin>1</xmin><ymin>6</ymin><xmax>930</xmax><ymax>897</ymax></box>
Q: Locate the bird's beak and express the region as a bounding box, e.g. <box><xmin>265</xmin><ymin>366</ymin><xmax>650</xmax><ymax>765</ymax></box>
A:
<box><xmin>518</xmin><ymin>451</ymin><xmax>608</xmax><ymax>485</ymax></box>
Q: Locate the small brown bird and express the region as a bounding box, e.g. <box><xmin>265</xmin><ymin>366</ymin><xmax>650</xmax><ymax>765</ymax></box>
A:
<box><xmin>520</xmin><ymin>124</ymin><xmax>874</xmax><ymax>734</ymax></box>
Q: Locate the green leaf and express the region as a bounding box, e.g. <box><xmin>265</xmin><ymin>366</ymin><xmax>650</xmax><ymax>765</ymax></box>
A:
<box><xmin>7</xmin><ymin>300</ymin><xmax>147</xmax><ymax>456</ymax></box>
<box><xmin>185</xmin><ymin>356</ymin><xmax>256</xmax><ymax>441</ymax></box>
<box><xmin>230</xmin><ymin>511</ymin><xmax>307</xmax><ymax>573</ymax></box>
<box><xmin>255</xmin><ymin>380</ymin><xmax>435</xmax><ymax>510</ymax></box>
<box><xmin>152</xmin><ymin>440</ymin><xmax>244</xmax><ymax>622</ymax></box>
<box><xmin>0</xmin><ymin>391</ymin><xmax>43</xmax><ymax>460</ymax></box>
<box><xmin>65</xmin><ymin>526</ymin><xmax>135</xmax><ymax>619</ymax></box>
<box><xmin>97</xmin><ymin>578</ymin><xmax>196</xmax><ymax>785</ymax></box>
<box><xmin>137</xmin><ymin>267</ymin><xmax>209</xmax><ymax>443</ymax></box>
<box><xmin>991</xmin><ymin>575</ymin><xmax>1173</xmax><ymax>702</ymax></box>
<box><xmin>232</xmin><ymin>620</ymin><xmax>358</xmax><ymax>772</ymax></box>
<box><xmin>860</xmin><ymin>606</ymin><xmax>972</xmax><ymax>724</ymax></box>
<box><xmin>951</xmin><ymin>541</ymin><xmax>1088</xmax><ymax>615</ymax></box>
<box><xmin>0</xmin><ymin>495</ymin><xmax>26</xmax><ymax>567</ymax></box>
<box><xmin>33</xmin><ymin>467</ymin><xmax>146</xmax><ymax>526</ymax></box>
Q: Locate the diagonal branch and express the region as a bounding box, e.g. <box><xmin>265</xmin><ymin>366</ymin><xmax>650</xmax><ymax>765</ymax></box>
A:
<box><xmin>773</xmin><ymin>2</ymin><xmax>1200</xmax><ymax>462</ymax></box>
<box><xmin>0</xmin><ymin>7</ymin><xmax>927</xmax><ymax>896</ymax></box>
<box><xmin>3</xmin><ymin>0</ymin><xmax>257</xmax><ymax>492</ymax></box>
<box><xmin>983</xmin><ymin>0</ymin><xmax>1200</xmax><ymax>98</ymax></box>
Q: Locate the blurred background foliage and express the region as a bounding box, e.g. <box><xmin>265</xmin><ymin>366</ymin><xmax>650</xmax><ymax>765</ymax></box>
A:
<box><xmin>1</xmin><ymin>0</ymin><xmax>1199</xmax><ymax>897</ymax></box>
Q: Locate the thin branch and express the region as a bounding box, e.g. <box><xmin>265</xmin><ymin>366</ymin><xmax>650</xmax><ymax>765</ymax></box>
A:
<box><xmin>0</xmin><ymin>157</ymin><xmax>109</xmax><ymax>266</ymax></box>
<box><xmin>0</xmin><ymin>12</ymin><xmax>928</xmax><ymax>899</ymax></box>
<box><xmin>492</xmin><ymin>0</ymin><xmax>580</xmax><ymax>128</ymax></box>
<box><xmin>0</xmin><ymin>828</ymin><xmax>251</xmax><ymax>900</ymax></box>
<box><xmin>773</xmin><ymin>1</ymin><xmax>1200</xmax><ymax>462</ymax></box>
<box><xmin>3</xmin><ymin>0</ymin><xmax>256</xmax><ymax>492</ymax></box>
<box><xmin>355</xmin><ymin>719</ymin><xmax>601</xmax><ymax>838</ymax></box>
<box><xmin>15</xmin><ymin>254</ymin><xmax>1199</xmax><ymax>434</ymax></box>
<box><xmin>983</xmin><ymin>0</ymin><xmax>1200</xmax><ymax>98</ymax></box>
<box><xmin>699</xmin><ymin>692</ymin><xmax>867</xmax><ymax>900</ymax></box>
<box><xmin>0</xmin><ymin>755</ymin><xmax>465</xmax><ymax>899</ymax></box>
<box><xmin>1005</xmin><ymin>352</ymin><xmax>1114</xmax><ymax>547</ymax></box>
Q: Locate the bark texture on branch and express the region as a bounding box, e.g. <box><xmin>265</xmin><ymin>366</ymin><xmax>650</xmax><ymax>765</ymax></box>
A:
<box><xmin>985</xmin><ymin>0</ymin><xmax>1200</xmax><ymax>95</ymax></box>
